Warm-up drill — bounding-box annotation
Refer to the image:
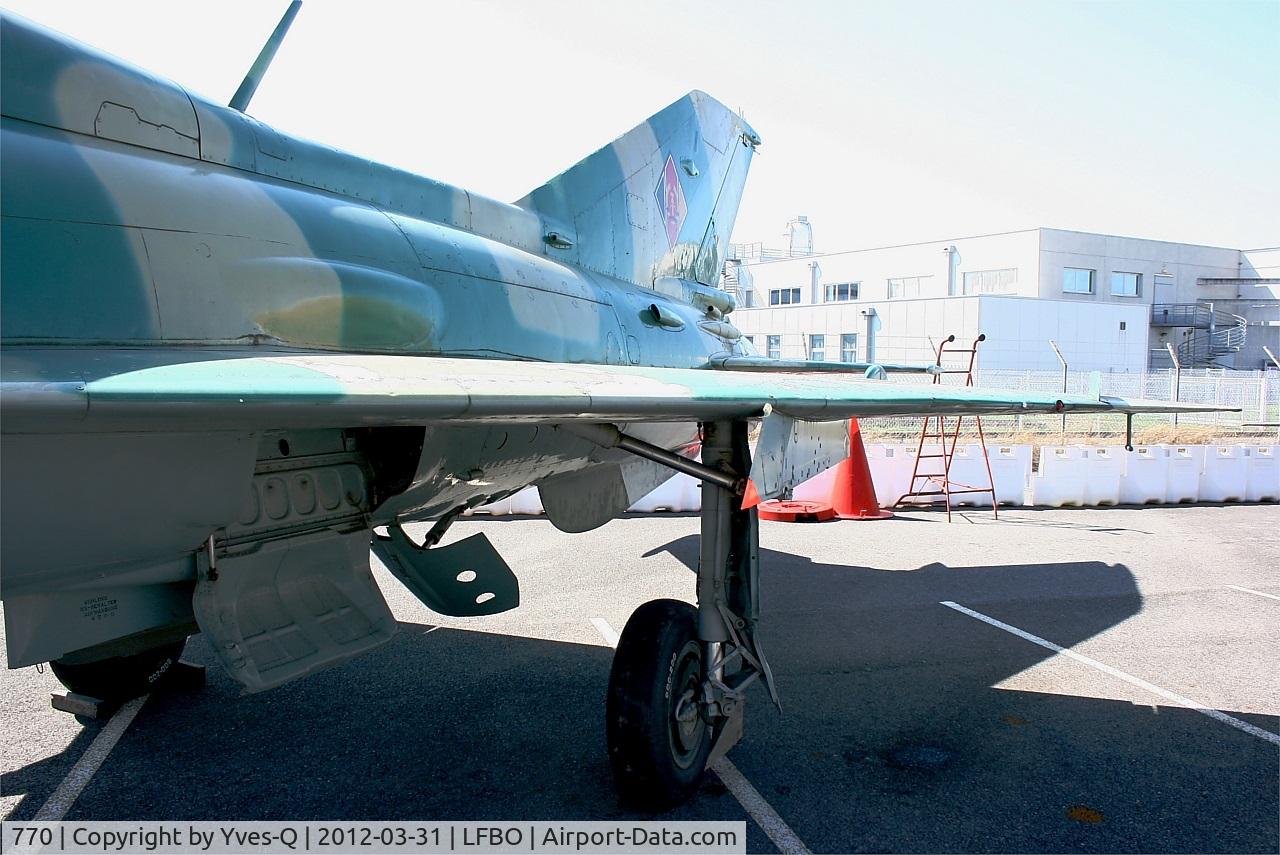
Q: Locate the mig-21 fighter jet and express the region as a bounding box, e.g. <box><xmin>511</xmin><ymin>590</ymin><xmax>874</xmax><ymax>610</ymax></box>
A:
<box><xmin>0</xmin><ymin>4</ymin><xmax>1229</xmax><ymax>807</ymax></box>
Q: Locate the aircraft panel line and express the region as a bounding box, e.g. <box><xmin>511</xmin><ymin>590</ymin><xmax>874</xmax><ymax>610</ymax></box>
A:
<box><xmin>939</xmin><ymin>601</ymin><xmax>1280</xmax><ymax>747</ymax></box>
<box><xmin>590</xmin><ymin>617</ymin><xmax>812</xmax><ymax>854</ymax></box>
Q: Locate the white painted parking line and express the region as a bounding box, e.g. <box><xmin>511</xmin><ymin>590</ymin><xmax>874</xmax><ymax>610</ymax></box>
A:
<box><xmin>33</xmin><ymin>696</ymin><xmax>148</xmax><ymax>821</ymax></box>
<box><xmin>709</xmin><ymin>757</ymin><xmax>812</xmax><ymax>855</ymax></box>
<box><xmin>591</xmin><ymin>618</ymin><xmax>811</xmax><ymax>854</ymax></box>
<box><xmin>589</xmin><ymin>617</ymin><xmax>620</xmax><ymax>648</ymax></box>
<box><xmin>940</xmin><ymin>601</ymin><xmax>1280</xmax><ymax>747</ymax></box>
<box><xmin>1226</xmin><ymin>585</ymin><xmax>1280</xmax><ymax>602</ymax></box>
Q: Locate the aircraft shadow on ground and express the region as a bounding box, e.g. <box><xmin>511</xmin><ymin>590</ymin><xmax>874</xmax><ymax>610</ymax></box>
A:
<box><xmin>3</xmin><ymin>540</ymin><xmax>1276</xmax><ymax>853</ymax></box>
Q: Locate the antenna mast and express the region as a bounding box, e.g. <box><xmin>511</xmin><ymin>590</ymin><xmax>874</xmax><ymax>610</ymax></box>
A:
<box><xmin>229</xmin><ymin>0</ymin><xmax>302</xmax><ymax>113</ymax></box>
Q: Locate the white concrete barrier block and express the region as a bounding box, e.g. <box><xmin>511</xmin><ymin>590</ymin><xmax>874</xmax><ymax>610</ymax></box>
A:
<box><xmin>946</xmin><ymin>445</ymin><xmax>992</xmax><ymax>506</ymax></box>
<box><xmin>1245</xmin><ymin>446</ymin><xmax>1279</xmax><ymax>502</ymax></box>
<box><xmin>989</xmin><ymin>445</ymin><xmax>1032</xmax><ymax>506</ymax></box>
<box><xmin>1162</xmin><ymin>445</ymin><xmax>1205</xmax><ymax>504</ymax></box>
<box><xmin>473</xmin><ymin>485</ymin><xmax>545</xmax><ymax>516</ymax></box>
<box><xmin>1040</xmin><ymin>444</ymin><xmax>1089</xmax><ymax>477</ymax></box>
<box><xmin>1084</xmin><ymin>447</ymin><xmax>1123</xmax><ymax>506</ymax></box>
<box><xmin>867</xmin><ymin>444</ymin><xmax>915</xmax><ymax>508</ymax></box>
<box><xmin>1200</xmin><ymin>445</ymin><xmax>1248</xmax><ymax>502</ymax></box>
<box><xmin>1030</xmin><ymin>446</ymin><xmax>1087</xmax><ymax>507</ymax></box>
<box><xmin>897</xmin><ymin>444</ymin><xmax>949</xmax><ymax>501</ymax></box>
<box><xmin>679</xmin><ymin>472</ymin><xmax>703</xmax><ymax>509</ymax></box>
<box><xmin>1119</xmin><ymin>446</ymin><xmax>1168</xmax><ymax>505</ymax></box>
<box><xmin>629</xmin><ymin>473</ymin><xmax>702</xmax><ymax>512</ymax></box>
<box><xmin>792</xmin><ymin>465</ymin><xmax>836</xmax><ymax>504</ymax></box>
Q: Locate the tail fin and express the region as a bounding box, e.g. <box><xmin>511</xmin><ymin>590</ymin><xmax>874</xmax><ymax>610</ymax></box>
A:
<box><xmin>515</xmin><ymin>91</ymin><xmax>759</xmax><ymax>290</ymax></box>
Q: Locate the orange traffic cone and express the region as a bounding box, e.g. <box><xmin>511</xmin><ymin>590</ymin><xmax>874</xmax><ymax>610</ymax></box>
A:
<box><xmin>755</xmin><ymin>419</ymin><xmax>892</xmax><ymax>522</ymax></box>
<box><xmin>757</xmin><ymin>498</ymin><xmax>837</xmax><ymax>522</ymax></box>
<box><xmin>831</xmin><ymin>419</ymin><xmax>893</xmax><ymax>520</ymax></box>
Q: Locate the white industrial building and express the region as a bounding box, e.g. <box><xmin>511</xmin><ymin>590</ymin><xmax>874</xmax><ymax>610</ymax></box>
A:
<box><xmin>724</xmin><ymin>222</ymin><xmax>1280</xmax><ymax>373</ymax></box>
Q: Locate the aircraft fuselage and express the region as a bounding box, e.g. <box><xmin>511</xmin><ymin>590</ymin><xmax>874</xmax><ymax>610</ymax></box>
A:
<box><xmin>1</xmin><ymin>15</ymin><xmax>741</xmax><ymax>667</ymax></box>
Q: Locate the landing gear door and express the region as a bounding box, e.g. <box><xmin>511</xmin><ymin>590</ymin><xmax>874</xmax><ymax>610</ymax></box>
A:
<box><xmin>194</xmin><ymin>530</ymin><xmax>397</xmax><ymax>693</ymax></box>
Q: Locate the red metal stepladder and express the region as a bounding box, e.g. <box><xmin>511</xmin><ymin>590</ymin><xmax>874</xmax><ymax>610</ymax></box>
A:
<box><xmin>893</xmin><ymin>334</ymin><xmax>998</xmax><ymax>522</ymax></box>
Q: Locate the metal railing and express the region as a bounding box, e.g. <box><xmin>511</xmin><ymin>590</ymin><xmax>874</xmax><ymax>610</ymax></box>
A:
<box><xmin>1150</xmin><ymin>303</ymin><xmax>1248</xmax><ymax>367</ymax></box>
<box><xmin>867</xmin><ymin>366</ymin><xmax>1279</xmax><ymax>435</ymax></box>
<box><xmin>1178</xmin><ymin>316</ymin><xmax>1247</xmax><ymax>365</ymax></box>
<box><xmin>726</xmin><ymin>242</ymin><xmax>814</xmax><ymax>262</ymax></box>
<box><xmin>1152</xmin><ymin>303</ymin><xmax>1213</xmax><ymax>328</ymax></box>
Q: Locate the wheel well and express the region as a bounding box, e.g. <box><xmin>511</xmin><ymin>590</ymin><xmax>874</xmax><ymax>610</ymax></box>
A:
<box><xmin>350</xmin><ymin>426</ymin><xmax>426</xmax><ymax>509</ymax></box>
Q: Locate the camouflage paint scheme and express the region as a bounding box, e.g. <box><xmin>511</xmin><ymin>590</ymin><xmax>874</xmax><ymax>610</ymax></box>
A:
<box><xmin>0</xmin><ymin>14</ymin><xmax>1225</xmax><ymax>680</ymax></box>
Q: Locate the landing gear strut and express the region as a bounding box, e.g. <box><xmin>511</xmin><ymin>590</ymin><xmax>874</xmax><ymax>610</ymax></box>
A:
<box><xmin>605</xmin><ymin>420</ymin><xmax>776</xmax><ymax>807</ymax></box>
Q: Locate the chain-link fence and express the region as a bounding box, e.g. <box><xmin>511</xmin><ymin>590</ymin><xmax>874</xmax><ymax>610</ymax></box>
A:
<box><xmin>864</xmin><ymin>367</ymin><xmax>1280</xmax><ymax>440</ymax></box>
<box><xmin>739</xmin><ymin>330</ymin><xmax>1280</xmax><ymax>438</ymax></box>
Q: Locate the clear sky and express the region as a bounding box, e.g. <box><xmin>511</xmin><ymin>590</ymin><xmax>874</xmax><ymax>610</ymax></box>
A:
<box><xmin>6</xmin><ymin>0</ymin><xmax>1276</xmax><ymax>251</ymax></box>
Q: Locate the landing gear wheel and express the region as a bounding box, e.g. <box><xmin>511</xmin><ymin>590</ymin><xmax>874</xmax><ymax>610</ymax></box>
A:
<box><xmin>50</xmin><ymin>638</ymin><xmax>187</xmax><ymax>703</ymax></box>
<box><xmin>607</xmin><ymin>599</ymin><xmax>712</xmax><ymax>809</ymax></box>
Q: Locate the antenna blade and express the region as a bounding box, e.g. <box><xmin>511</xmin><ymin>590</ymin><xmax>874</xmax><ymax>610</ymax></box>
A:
<box><xmin>229</xmin><ymin>0</ymin><xmax>302</xmax><ymax>113</ymax></box>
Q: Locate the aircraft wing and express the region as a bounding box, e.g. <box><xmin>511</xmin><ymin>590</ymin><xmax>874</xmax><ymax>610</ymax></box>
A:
<box><xmin>2</xmin><ymin>351</ymin><xmax>1230</xmax><ymax>433</ymax></box>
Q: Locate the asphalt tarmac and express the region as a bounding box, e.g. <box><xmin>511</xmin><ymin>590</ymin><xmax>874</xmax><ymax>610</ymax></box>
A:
<box><xmin>3</xmin><ymin>504</ymin><xmax>1277</xmax><ymax>853</ymax></box>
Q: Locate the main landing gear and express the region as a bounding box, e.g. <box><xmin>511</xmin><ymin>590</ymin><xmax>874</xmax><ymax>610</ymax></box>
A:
<box><xmin>50</xmin><ymin>637</ymin><xmax>189</xmax><ymax>705</ymax></box>
<box><xmin>607</xmin><ymin>599</ymin><xmax>709</xmax><ymax>805</ymax></box>
<box><xmin>603</xmin><ymin>420</ymin><xmax>777</xmax><ymax>808</ymax></box>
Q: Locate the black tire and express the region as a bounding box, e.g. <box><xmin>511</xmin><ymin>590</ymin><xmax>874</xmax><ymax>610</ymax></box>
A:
<box><xmin>607</xmin><ymin>599</ymin><xmax>711</xmax><ymax>809</ymax></box>
<box><xmin>50</xmin><ymin>639</ymin><xmax>187</xmax><ymax>703</ymax></box>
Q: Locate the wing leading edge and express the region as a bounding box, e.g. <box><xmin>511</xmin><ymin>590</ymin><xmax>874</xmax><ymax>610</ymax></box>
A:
<box><xmin>1</xmin><ymin>351</ymin><xmax>1233</xmax><ymax>434</ymax></box>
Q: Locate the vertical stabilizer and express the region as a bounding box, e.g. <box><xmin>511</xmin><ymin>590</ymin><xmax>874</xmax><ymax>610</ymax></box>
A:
<box><xmin>516</xmin><ymin>91</ymin><xmax>759</xmax><ymax>290</ymax></box>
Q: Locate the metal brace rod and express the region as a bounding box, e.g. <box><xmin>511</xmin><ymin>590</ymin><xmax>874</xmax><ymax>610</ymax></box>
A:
<box><xmin>560</xmin><ymin>423</ymin><xmax>743</xmax><ymax>493</ymax></box>
<box><xmin>204</xmin><ymin>534</ymin><xmax>218</xmax><ymax>581</ymax></box>
<box><xmin>1263</xmin><ymin>345</ymin><xmax>1279</xmax><ymax>371</ymax></box>
<box><xmin>420</xmin><ymin>507</ymin><xmax>463</xmax><ymax>548</ymax></box>
<box><xmin>391</xmin><ymin>493</ymin><xmax>495</xmax><ymax>550</ymax></box>
<box><xmin>1049</xmin><ymin>339</ymin><xmax>1068</xmax><ymax>434</ymax></box>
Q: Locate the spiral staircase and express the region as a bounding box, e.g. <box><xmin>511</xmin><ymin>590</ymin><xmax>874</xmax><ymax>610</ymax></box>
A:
<box><xmin>1150</xmin><ymin>302</ymin><xmax>1247</xmax><ymax>368</ymax></box>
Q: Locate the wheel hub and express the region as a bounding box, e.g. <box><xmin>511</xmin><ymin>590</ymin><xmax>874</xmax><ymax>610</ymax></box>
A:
<box><xmin>667</xmin><ymin>644</ymin><xmax>707</xmax><ymax>768</ymax></box>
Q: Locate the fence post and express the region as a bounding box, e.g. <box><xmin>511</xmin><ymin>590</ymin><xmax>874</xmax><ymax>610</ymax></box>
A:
<box><xmin>1165</xmin><ymin>343</ymin><xmax>1181</xmax><ymax>428</ymax></box>
<box><xmin>1259</xmin><ymin>371</ymin><xmax>1267</xmax><ymax>425</ymax></box>
<box><xmin>1049</xmin><ymin>340</ymin><xmax>1067</xmax><ymax>435</ymax></box>
<box><xmin>1215</xmin><ymin>374</ymin><xmax>1224</xmax><ymax>427</ymax></box>
<box><xmin>1016</xmin><ymin>369</ymin><xmax>1032</xmax><ymax>432</ymax></box>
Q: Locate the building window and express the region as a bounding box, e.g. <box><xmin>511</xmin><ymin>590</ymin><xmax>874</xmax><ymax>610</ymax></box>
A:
<box><xmin>961</xmin><ymin>268</ymin><xmax>1017</xmax><ymax>295</ymax></box>
<box><xmin>738</xmin><ymin>290</ymin><xmax>754</xmax><ymax>308</ymax></box>
<box><xmin>823</xmin><ymin>282</ymin><xmax>859</xmax><ymax>302</ymax></box>
<box><xmin>887</xmin><ymin>275</ymin><xmax>929</xmax><ymax>299</ymax></box>
<box><xmin>766</xmin><ymin>335</ymin><xmax>781</xmax><ymax>359</ymax></box>
<box><xmin>840</xmin><ymin>333</ymin><xmax>858</xmax><ymax>363</ymax></box>
<box><xmin>1062</xmin><ymin>267</ymin><xmax>1094</xmax><ymax>294</ymax></box>
<box><xmin>768</xmin><ymin>287</ymin><xmax>802</xmax><ymax>306</ymax></box>
<box><xmin>809</xmin><ymin>334</ymin><xmax>825</xmax><ymax>362</ymax></box>
<box><xmin>1111</xmin><ymin>271</ymin><xmax>1142</xmax><ymax>297</ymax></box>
